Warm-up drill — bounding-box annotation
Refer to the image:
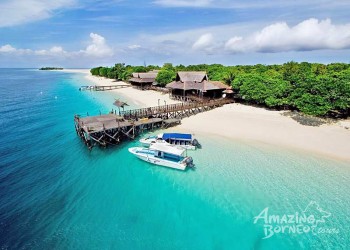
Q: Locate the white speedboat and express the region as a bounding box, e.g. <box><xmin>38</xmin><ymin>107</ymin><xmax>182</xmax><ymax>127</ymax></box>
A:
<box><xmin>139</xmin><ymin>133</ymin><xmax>200</xmax><ymax>150</ymax></box>
<box><xmin>128</xmin><ymin>143</ymin><xmax>195</xmax><ymax>170</ymax></box>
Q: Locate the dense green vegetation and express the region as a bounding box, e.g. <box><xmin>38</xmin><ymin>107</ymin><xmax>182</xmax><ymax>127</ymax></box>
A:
<box><xmin>91</xmin><ymin>62</ymin><xmax>350</xmax><ymax>117</ymax></box>
<box><xmin>90</xmin><ymin>63</ymin><xmax>160</xmax><ymax>81</ymax></box>
<box><xmin>39</xmin><ymin>67</ymin><xmax>63</xmax><ymax>70</ymax></box>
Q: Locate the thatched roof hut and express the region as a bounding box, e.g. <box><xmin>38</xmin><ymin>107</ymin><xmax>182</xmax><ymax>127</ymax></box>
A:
<box><xmin>113</xmin><ymin>99</ymin><xmax>129</xmax><ymax>115</ymax></box>
<box><xmin>129</xmin><ymin>70</ymin><xmax>159</xmax><ymax>88</ymax></box>
<box><xmin>166</xmin><ymin>71</ymin><xmax>231</xmax><ymax>98</ymax></box>
<box><xmin>113</xmin><ymin>100</ymin><xmax>129</xmax><ymax>108</ymax></box>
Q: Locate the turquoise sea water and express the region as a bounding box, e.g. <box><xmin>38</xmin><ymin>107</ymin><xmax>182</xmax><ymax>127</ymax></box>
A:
<box><xmin>0</xmin><ymin>69</ymin><xmax>349</xmax><ymax>249</ymax></box>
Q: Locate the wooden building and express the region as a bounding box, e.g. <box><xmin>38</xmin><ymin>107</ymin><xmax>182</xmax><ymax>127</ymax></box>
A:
<box><xmin>129</xmin><ymin>70</ymin><xmax>159</xmax><ymax>89</ymax></box>
<box><xmin>166</xmin><ymin>71</ymin><xmax>231</xmax><ymax>99</ymax></box>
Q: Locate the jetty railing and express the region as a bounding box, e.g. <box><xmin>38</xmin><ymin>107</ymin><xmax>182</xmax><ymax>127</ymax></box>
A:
<box><xmin>121</xmin><ymin>98</ymin><xmax>232</xmax><ymax>120</ymax></box>
<box><xmin>169</xmin><ymin>94</ymin><xmax>214</xmax><ymax>103</ymax></box>
<box><xmin>79</xmin><ymin>84</ymin><xmax>130</xmax><ymax>91</ymax></box>
<box><xmin>74</xmin><ymin>98</ymin><xmax>233</xmax><ymax>149</ymax></box>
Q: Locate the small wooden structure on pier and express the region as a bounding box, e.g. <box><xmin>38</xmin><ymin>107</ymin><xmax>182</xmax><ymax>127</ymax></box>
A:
<box><xmin>113</xmin><ymin>99</ymin><xmax>129</xmax><ymax>115</ymax></box>
<box><xmin>79</xmin><ymin>84</ymin><xmax>130</xmax><ymax>91</ymax></box>
<box><xmin>74</xmin><ymin>114</ymin><xmax>167</xmax><ymax>149</ymax></box>
<box><xmin>74</xmin><ymin>98</ymin><xmax>232</xmax><ymax>149</ymax></box>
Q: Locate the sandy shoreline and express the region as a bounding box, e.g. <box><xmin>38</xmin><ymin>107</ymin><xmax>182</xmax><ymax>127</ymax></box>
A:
<box><xmin>64</xmin><ymin>69</ymin><xmax>350</xmax><ymax>162</ymax></box>
<box><xmin>68</xmin><ymin>69</ymin><xmax>181</xmax><ymax>107</ymax></box>
<box><xmin>177</xmin><ymin>104</ymin><xmax>350</xmax><ymax>162</ymax></box>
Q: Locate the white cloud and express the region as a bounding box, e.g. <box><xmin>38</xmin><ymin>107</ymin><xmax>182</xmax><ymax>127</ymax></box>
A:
<box><xmin>50</xmin><ymin>46</ymin><xmax>65</xmax><ymax>53</ymax></box>
<box><xmin>225</xmin><ymin>36</ymin><xmax>245</xmax><ymax>51</ymax></box>
<box><xmin>192</xmin><ymin>33</ymin><xmax>214</xmax><ymax>50</ymax></box>
<box><xmin>0</xmin><ymin>44</ymin><xmax>33</xmax><ymax>55</ymax></box>
<box><xmin>138</xmin><ymin>22</ymin><xmax>256</xmax><ymax>52</ymax></box>
<box><xmin>0</xmin><ymin>44</ymin><xmax>16</xmax><ymax>52</ymax></box>
<box><xmin>128</xmin><ymin>44</ymin><xmax>141</xmax><ymax>50</ymax></box>
<box><xmin>35</xmin><ymin>46</ymin><xmax>67</xmax><ymax>56</ymax></box>
<box><xmin>133</xmin><ymin>18</ymin><xmax>350</xmax><ymax>59</ymax></box>
<box><xmin>225</xmin><ymin>18</ymin><xmax>350</xmax><ymax>53</ymax></box>
<box><xmin>0</xmin><ymin>33</ymin><xmax>113</xmax><ymax>59</ymax></box>
<box><xmin>0</xmin><ymin>0</ymin><xmax>76</xmax><ymax>27</ymax></box>
<box><xmin>81</xmin><ymin>33</ymin><xmax>114</xmax><ymax>57</ymax></box>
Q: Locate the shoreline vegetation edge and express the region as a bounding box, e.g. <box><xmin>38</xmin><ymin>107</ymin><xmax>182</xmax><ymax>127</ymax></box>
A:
<box><xmin>62</xmin><ymin>69</ymin><xmax>350</xmax><ymax>162</ymax></box>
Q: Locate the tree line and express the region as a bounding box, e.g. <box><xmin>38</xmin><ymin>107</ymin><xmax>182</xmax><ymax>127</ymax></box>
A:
<box><xmin>90</xmin><ymin>62</ymin><xmax>350</xmax><ymax>117</ymax></box>
<box><xmin>90</xmin><ymin>63</ymin><xmax>160</xmax><ymax>81</ymax></box>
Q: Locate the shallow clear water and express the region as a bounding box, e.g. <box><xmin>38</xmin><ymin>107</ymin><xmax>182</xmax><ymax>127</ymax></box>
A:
<box><xmin>0</xmin><ymin>69</ymin><xmax>349</xmax><ymax>249</ymax></box>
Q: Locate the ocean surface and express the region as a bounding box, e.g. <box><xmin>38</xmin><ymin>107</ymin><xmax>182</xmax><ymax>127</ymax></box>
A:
<box><xmin>0</xmin><ymin>69</ymin><xmax>349</xmax><ymax>250</ymax></box>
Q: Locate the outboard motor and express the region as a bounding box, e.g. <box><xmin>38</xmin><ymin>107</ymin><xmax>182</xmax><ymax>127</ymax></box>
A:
<box><xmin>185</xmin><ymin>157</ymin><xmax>195</xmax><ymax>168</ymax></box>
<box><xmin>192</xmin><ymin>139</ymin><xmax>201</xmax><ymax>149</ymax></box>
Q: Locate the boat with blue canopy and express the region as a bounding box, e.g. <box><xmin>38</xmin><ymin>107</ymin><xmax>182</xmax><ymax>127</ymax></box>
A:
<box><xmin>139</xmin><ymin>133</ymin><xmax>200</xmax><ymax>150</ymax></box>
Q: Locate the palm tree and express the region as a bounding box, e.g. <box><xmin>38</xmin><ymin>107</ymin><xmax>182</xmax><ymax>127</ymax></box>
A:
<box><xmin>223</xmin><ymin>70</ymin><xmax>236</xmax><ymax>85</ymax></box>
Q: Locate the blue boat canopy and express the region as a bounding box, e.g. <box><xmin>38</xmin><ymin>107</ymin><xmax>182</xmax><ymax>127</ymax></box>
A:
<box><xmin>162</xmin><ymin>133</ymin><xmax>192</xmax><ymax>141</ymax></box>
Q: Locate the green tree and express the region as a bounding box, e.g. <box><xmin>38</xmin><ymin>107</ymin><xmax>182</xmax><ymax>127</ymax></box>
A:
<box><xmin>222</xmin><ymin>69</ymin><xmax>238</xmax><ymax>85</ymax></box>
<box><xmin>90</xmin><ymin>67</ymin><xmax>101</xmax><ymax>76</ymax></box>
<box><xmin>132</xmin><ymin>66</ymin><xmax>147</xmax><ymax>73</ymax></box>
<box><xmin>112</xmin><ymin>63</ymin><xmax>127</xmax><ymax>80</ymax></box>
<box><xmin>155</xmin><ymin>70</ymin><xmax>176</xmax><ymax>87</ymax></box>
<box><xmin>233</xmin><ymin>74</ymin><xmax>268</xmax><ymax>104</ymax></box>
<box><xmin>162</xmin><ymin>63</ymin><xmax>174</xmax><ymax>71</ymax></box>
<box><xmin>146</xmin><ymin>65</ymin><xmax>161</xmax><ymax>71</ymax></box>
<box><xmin>99</xmin><ymin>67</ymin><xmax>109</xmax><ymax>77</ymax></box>
<box><xmin>107</xmin><ymin>70</ymin><xmax>116</xmax><ymax>79</ymax></box>
<box><xmin>88</xmin><ymin>62</ymin><xmax>350</xmax><ymax>117</ymax></box>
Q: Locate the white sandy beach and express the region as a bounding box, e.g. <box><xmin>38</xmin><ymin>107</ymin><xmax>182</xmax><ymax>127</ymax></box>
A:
<box><xmin>66</xmin><ymin>69</ymin><xmax>350</xmax><ymax>162</ymax></box>
<box><xmin>177</xmin><ymin>104</ymin><xmax>350</xmax><ymax>162</ymax></box>
<box><xmin>77</xmin><ymin>69</ymin><xmax>180</xmax><ymax>107</ymax></box>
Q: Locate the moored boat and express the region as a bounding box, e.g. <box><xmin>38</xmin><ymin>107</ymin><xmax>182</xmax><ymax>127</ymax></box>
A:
<box><xmin>139</xmin><ymin>133</ymin><xmax>200</xmax><ymax>150</ymax></box>
<box><xmin>128</xmin><ymin>143</ymin><xmax>195</xmax><ymax>170</ymax></box>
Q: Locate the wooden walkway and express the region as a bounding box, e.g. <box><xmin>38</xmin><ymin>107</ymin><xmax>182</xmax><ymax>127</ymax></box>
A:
<box><xmin>79</xmin><ymin>84</ymin><xmax>130</xmax><ymax>91</ymax></box>
<box><xmin>121</xmin><ymin>98</ymin><xmax>232</xmax><ymax>120</ymax></box>
<box><xmin>74</xmin><ymin>98</ymin><xmax>232</xmax><ymax>149</ymax></box>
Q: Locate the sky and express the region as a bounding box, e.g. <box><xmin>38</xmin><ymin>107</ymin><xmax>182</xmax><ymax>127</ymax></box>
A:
<box><xmin>0</xmin><ymin>0</ymin><xmax>350</xmax><ymax>67</ymax></box>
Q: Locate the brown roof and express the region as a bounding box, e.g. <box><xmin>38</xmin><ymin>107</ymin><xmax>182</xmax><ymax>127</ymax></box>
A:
<box><xmin>129</xmin><ymin>77</ymin><xmax>156</xmax><ymax>83</ymax></box>
<box><xmin>176</xmin><ymin>71</ymin><xmax>207</xmax><ymax>82</ymax></box>
<box><xmin>132</xmin><ymin>72</ymin><xmax>158</xmax><ymax>79</ymax></box>
<box><xmin>167</xmin><ymin>81</ymin><xmax>200</xmax><ymax>91</ymax></box>
<box><xmin>130</xmin><ymin>72</ymin><xmax>158</xmax><ymax>84</ymax></box>
<box><xmin>167</xmin><ymin>80</ymin><xmax>229</xmax><ymax>92</ymax></box>
<box><xmin>210</xmin><ymin>81</ymin><xmax>232</xmax><ymax>90</ymax></box>
<box><xmin>167</xmin><ymin>72</ymin><xmax>230</xmax><ymax>92</ymax></box>
<box><xmin>113</xmin><ymin>100</ymin><xmax>129</xmax><ymax>108</ymax></box>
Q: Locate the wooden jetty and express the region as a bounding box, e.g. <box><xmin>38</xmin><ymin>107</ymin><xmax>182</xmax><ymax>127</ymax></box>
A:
<box><xmin>79</xmin><ymin>84</ymin><xmax>130</xmax><ymax>91</ymax></box>
<box><xmin>74</xmin><ymin>98</ymin><xmax>232</xmax><ymax>149</ymax></box>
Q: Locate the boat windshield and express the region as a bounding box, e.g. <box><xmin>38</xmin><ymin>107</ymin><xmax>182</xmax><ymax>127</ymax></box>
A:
<box><xmin>162</xmin><ymin>133</ymin><xmax>192</xmax><ymax>141</ymax></box>
<box><xmin>136</xmin><ymin>149</ymin><xmax>154</xmax><ymax>155</ymax></box>
<box><xmin>154</xmin><ymin>151</ymin><xmax>184</xmax><ymax>162</ymax></box>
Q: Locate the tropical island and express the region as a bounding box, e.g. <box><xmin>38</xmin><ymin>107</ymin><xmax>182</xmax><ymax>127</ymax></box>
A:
<box><xmin>39</xmin><ymin>67</ymin><xmax>64</xmax><ymax>70</ymax></box>
<box><xmin>81</xmin><ymin>63</ymin><xmax>350</xmax><ymax>161</ymax></box>
<box><xmin>90</xmin><ymin>62</ymin><xmax>350</xmax><ymax>118</ymax></box>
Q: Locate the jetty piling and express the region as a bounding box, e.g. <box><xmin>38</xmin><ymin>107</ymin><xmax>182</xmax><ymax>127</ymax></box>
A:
<box><xmin>74</xmin><ymin>98</ymin><xmax>232</xmax><ymax>150</ymax></box>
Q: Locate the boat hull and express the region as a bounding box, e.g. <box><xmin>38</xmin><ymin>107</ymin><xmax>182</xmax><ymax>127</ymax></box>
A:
<box><xmin>139</xmin><ymin>138</ymin><xmax>196</xmax><ymax>150</ymax></box>
<box><xmin>128</xmin><ymin>147</ymin><xmax>187</xmax><ymax>170</ymax></box>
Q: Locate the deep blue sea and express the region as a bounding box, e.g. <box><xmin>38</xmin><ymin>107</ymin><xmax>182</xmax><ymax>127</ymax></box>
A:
<box><xmin>0</xmin><ymin>69</ymin><xmax>350</xmax><ymax>249</ymax></box>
